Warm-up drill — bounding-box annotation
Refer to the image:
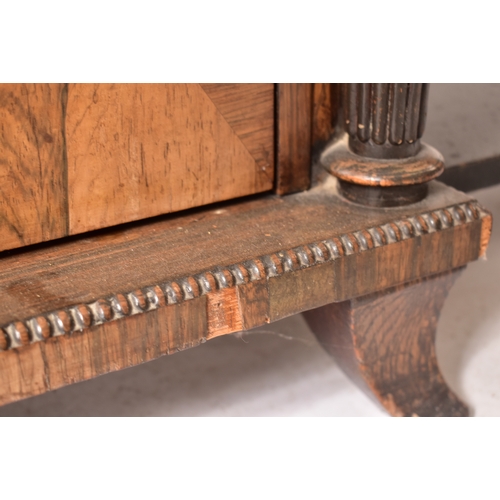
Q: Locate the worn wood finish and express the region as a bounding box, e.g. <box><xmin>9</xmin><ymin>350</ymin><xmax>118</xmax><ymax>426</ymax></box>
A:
<box><xmin>338</xmin><ymin>180</ymin><xmax>429</xmax><ymax>208</ymax></box>
<box><xmin>322</xmin><ymin>137</ymin><xmax>445</xmax><ymax>187</ymax></box>
<box><xmin>0</xmin><ymin>84</ymin><xmax>68</xmax><ymax>251</ymax></box>
<box><xmin>303</xmin><ymin>270</ymin><xmax>468</xmax><ymax>417</ymax></box>
<box><xmin>0</xmin><ymin>298</ymin><xmax>208</xmax><ymax>406</ymax></box>
<box><xmin>343</xmin><ymin>83</ymin><xmax>429</xmax><ymax>159</ymax></box>
<box><xmin>275</xmin><ymin>83</ymin><xmax>313</xmax><ymax>194</ymax></box>
<box><xmin>66</xmin><ymin>84</ymin><xmax>273</xmax><ymax>234</ymax></box>
<box><xmin>0</xmin><ymin>83</ymin><xmax>274</xmax><ymax>252</ymax></box>
<box><xmin>312</xmin><ymin>83</ymin><xmax>338</xmax><ymax>149</ymax></box>
<box><xmin>0</xmin><ymin>180</ymin><xmax>489</xmax><ymax>332</ymax></box>
<box><xmin>200</xmin><ymin>84</ymin><xmax>274</xmax><ymax>174</ymax></box>
<box><xmin>0</xmin><ymin>180</ymin><xmax>491</xmax><ymax>406</ymax></box>
<box><xmin>325</xmin><ymin>83</ymin><xmax>443</xmax><ymax>207</ymax></box>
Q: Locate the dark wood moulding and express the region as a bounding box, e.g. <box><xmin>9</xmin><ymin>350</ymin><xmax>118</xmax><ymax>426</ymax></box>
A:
<box><xmin>275</xmin><ymin>83</ymin><xmax>313</xmax><ymax>195</ymax></box>
<box><xmin>0</xmin><ymin>179</ymin><xmax>491</xmax><ymax>409</ymax></box>
<box><xmin>338</xmin><ymin>180</ymin><xmax>429</xmax><ymax>208</ymax></box>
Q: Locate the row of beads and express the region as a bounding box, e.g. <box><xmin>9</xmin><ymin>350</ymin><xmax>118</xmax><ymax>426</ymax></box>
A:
<box><xmin>0</xmin><ymin>202</ymin><xmax>482</xmax><ymax>351</ymax></box>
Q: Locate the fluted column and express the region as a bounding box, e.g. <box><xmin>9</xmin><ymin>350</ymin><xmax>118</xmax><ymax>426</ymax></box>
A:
<box><xmin>322</xmin><ymin>83</ymin><xmax>444</xmax><ymax>207</ymax></box>
<box><xmin>344</xmin><ymin>83</ymin><xmax>429</xmax><ymax>159</ymax></box>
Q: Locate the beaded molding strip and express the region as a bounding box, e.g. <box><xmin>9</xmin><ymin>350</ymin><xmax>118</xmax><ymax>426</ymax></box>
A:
<box><xmin>0</xmin><ymin>201</ymin><xmax>488</xmax><ymax>351</ymax></box>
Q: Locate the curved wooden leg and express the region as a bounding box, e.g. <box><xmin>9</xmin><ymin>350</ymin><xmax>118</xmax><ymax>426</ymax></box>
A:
<box><xmin>303</xmin><ymin>270</ymin><xmax>468</xmax><ymax>417</ymax></box>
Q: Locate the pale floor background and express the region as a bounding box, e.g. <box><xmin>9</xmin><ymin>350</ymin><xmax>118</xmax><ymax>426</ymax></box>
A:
<box><xmin>0</xmin><ymin>183</ymin><xmax>498</xmax><ymax>417</ymax></box>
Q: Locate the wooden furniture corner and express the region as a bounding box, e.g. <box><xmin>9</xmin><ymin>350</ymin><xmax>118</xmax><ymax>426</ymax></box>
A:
<box><xmin>0</xmin><ymin>83</ymin><xmax>493</xmax><ymax>416</ymax></box>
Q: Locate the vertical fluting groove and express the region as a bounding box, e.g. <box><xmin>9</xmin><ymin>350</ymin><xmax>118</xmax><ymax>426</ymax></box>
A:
<box><xmin>417</xmin><ymin>83</ymin><xmax>430</xmax><ymax>139</ymax></box>
<box><xmin>389</xmin><ymin>84</ymin><xmax>408</xmax><ymax>145</ymax></box>
<box><xmin>344</xmin><ymin>83</ymin><xmax>429</xmax><ymax>150</ymax></box>
<box><xmin>357</xmin><ymin>84</ymin><xmax>371</xmax><ymax>142</ymax></box>
<box><xmin>404</xmin><ymin>83</ymin><xmax>423</xmax><ymax>143</ymax></box>
<box><xmin>372</xmin><ymin>83</ymin><xmax>389</xmax><ymax>145</ymax></box>
<box><xmin>346</xmin><ymin>84</ymin><xmax>358</xmax><ymax>136</ymax></box>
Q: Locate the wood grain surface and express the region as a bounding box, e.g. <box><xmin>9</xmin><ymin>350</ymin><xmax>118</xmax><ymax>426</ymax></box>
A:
<box><xmin>0</xmin><ymin>298</ymin><xmax>207</xmax><ymax>405</ymax></box>
<box><xmin>0</xmin><ymin>180</ymin><xmax>486</xmax><ymax>327</ymax></box>
<box><xmin>304</xmin><ymin>270</ymin><xmax>468</xmax><ymax>417</ymax></box>
<box><xmin>0</xmin><ymin>83</ymin><xmax>275</xmax><ymax>251</ymax></box>
<box><xmin>276</xmin><ymin>83</ymin><xmax>313</xmax><ymax>194</ymax></box>
<box><xmin>0</xmin><ymin>180</ymin><xmax>491</xmax><ymax>406</ymax></box>
<box><xmin>66</xmin><ymin>83</ymin><xmax>273</xmax><ymax>233</ymax></box>
<box><xmin>312</xmin><ymin>83</ymin><xmax>338</xmax><ymax>149</ymax></box>
<box><xmin>0</xmin><ymin>84</ymin><xmax>68</xmax><ymax>250</ymax></box>
<box><xmin>200</xmin><ymin>84</ymin><xmax>274</xmax><ymax>173</ymax></box>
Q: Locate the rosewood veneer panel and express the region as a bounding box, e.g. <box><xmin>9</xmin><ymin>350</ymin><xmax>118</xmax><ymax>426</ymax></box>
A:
<box><xmin>0</xmin><ymin>84</ymin><xmax>275</xmax><ymax>251</ymax></box>
<box><xmin>0</xmin><ymin>84</ymin><xmax>68</xmax><ymax>250</ymax></box>
<box><xmin>66</xmin><ymin>83</ymin><xmax>274</xmax><ymax>234</ymax></box>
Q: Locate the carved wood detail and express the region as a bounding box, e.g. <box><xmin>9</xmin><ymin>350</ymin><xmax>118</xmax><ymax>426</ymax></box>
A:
<box><xmin>343</xmin><ymin>83</ymin><xmax>430</xmax><ymax>159</ymax></box>
<box><xmin>0</xmin><ymin>199</ymin><xmax>489</xmax><ymax>352</ymax></box>
<box><xmin>324</xmin><ymin>83</ymin><xmax>443</xmax><ymax>206</ymax></box>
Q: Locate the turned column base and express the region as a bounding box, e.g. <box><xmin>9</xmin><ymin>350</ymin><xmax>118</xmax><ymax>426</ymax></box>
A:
<box><xmin>337</xmin><ymin>180</ymin><xmax>429</xmax><ymax>208</ymax></box>
<box><xmin>303</xmin><ymin>270</ymin><xmax>468</xmax><ymax>417</ymax></box>
<box><xmin>320</xmin><ymin>136</ymin><xmax>445</xmax><ymax>207</ymax></box>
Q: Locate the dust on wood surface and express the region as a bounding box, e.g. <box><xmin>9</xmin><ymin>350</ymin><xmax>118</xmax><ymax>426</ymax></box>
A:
<box><xmin>0</xmin><ymin>180</ymin><xmax>483</xmax><ymax>326</ymax></box>
<box><xmin>0</xmin><ymin>181</ymin><xmax>491</xmax><ymax>407</ymax></box>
